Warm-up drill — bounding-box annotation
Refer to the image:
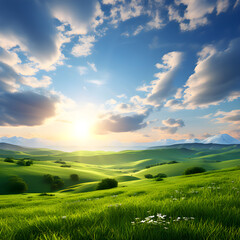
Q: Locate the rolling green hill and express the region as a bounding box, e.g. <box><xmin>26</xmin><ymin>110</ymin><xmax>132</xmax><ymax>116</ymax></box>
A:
<box><xmin>0</xmin><ymin>144</ymin><xmax>240</xmax><ymax>194</ymax></box>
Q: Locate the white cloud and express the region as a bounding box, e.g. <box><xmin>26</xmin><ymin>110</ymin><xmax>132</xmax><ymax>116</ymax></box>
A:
<box><xmin>171</xmin><ymin>0</ymin><xmax>229</xmax><ymax>31</ymax></box>
<box><xmin>0</xmin><ymin>48</ymin><xmax>20</xmax><ymax>66</ymax></box>
<box><xmin>87</xmin><ymin>62</ymin><xmax>97</xmax><ymax>72</ymax></box>
<box><xmin>121</xmin><ymin>32</ymin><xmax>130</xmax><ymax>37</ymax></box>
<box><xmin>21</xmin><ymin>76</ymin><xmax>52</xmax><ymax>88</ymax></box>
<box><xmin>106</xmin><ymin>98</ymin><xmax>117</xmax><ymax>105</ymax></box>
<box><xmin>133</xmin><ymin>25</ymin><xmax>144</xmax><ymax>36</ymax></box>
<box><xmin>175</xmin><ymin>88</ymin><xmax>183</xmax><ymax>99</ymax></box>
<box><xmin>110</xmin><ymin>0</ymin><xmax>143</xmax><ymax>25</ymax></box>
<box><xmin>183</xmin><ymin>38</ymin><xmax>240</xmax><ymax>109</ymax></box>
<box><xmin>72</xmin><ymin>35</ymin><xmax>95</xmax><ymax>57</ymax></box>
<box><xmin>216</xmin><ymin>0</ymin><xmax>229</xmax><ymax>14</ymax></box>
<box><xmin>117</xmin><ymin>94</ymin><xmax>127</xmax><ymax>99</ymax></box>
<box><xmin>136</xmin><ymin>51</ymin><xmax>183</xmax><ymax>107</ymax></box>
<box><xmin>215</xmin><ymin>110</ymin><xmax>240</xmax><ymax>124</ymax></box>
<box><xmin>147</xmin><ymin>11</ymin><xmax>165</xmax><ymax>30</ymax></box>
<box><xmin>49</xmin><ymin>0</ymin><xmax>104</xmax><ymax>35</ymax></box>
<box><xmin>102</xmin><ymin>0</ymin><xmax>119</xmax><ymax>5</ymax></box>
<box><xmin>87</xmin><ymin>79</ymin><xmax>104</xmax><ymax>86</ymax></box>
<box><xmin>234</xmin><ymin>0</ymin><xmax>240</xmax><ymax>8</ymax></box>
<box><xmin>78</xmin><ymin>66</ymin><xmax>88</xmax><ymax>75</ymax></box>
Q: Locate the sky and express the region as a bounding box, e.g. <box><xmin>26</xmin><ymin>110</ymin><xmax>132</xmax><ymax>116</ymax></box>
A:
<box><xmin>0</xmin><ymin>0</ymin><xmax>240</xmax><ymax>150</ymax></box>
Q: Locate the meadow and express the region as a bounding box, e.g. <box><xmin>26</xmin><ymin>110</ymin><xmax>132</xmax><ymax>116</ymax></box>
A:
<box><xmin>0</xmin><ymin>144</ymin><xmax>240</xmax><ymax>239</ymax></box>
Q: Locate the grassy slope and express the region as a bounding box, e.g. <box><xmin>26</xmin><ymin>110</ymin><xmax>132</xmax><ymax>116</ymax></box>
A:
<box><xmin>0</xmin><ymin>160</ymin><xmax>120</xmax><ymax>194</ymax></box>
<box><xmin>0</xmin><ymin>167</ymin><xmax>240</xmax><ymax>240</ymax></box>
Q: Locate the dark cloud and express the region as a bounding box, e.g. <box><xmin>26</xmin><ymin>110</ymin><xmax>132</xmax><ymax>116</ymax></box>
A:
<box><xmin>0</xmin><ymin>61</ymin><xmax>21</xmax><ymax>92</ymax></box>
<box><xmin>184</xmin><ymin>38</ymin><xmax>240</xmax><ymax>108</ymax></box>
<box><xmin>94</xmin><ymin>109</ymin><xmax>152</xmax><ymax>134</ymax></box>
<box><xmin>0</xmin><ymin>91</ymin><xmax>58</xmax><ymax>126</ymax></box>
<box><xmin>162</xmin><ymin>118</ymin><xmax>185</xmax><ymax>127</ymax></box>
<box><xmin>154</xmin><ymin>117</ymin><xmax>185</xmax><ymax>134</ymax></box>
<box><xmin>0</xmin><ymin>61</ymin><xmax>58</xmax><ymax>126</ymax></box>
<box><xmin>154</xmin><ymin>126</ymin><xmax>178</xmax><ymax>134</ymax></box>
<box><xmin>0</xmin><ymin>0</ymin><xmax>58</xmax><ymax>65</ymax></box>
<box><xmin>202</xmin><ymin>133</ymin><xmax>213</xmax><ymax>138</ymax></box>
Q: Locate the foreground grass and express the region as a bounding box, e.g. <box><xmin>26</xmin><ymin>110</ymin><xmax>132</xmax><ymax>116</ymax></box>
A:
<box><xmin>0</xmin><ymin>167</ymin><xmax>240</xmax><ymax>240</ymax></box>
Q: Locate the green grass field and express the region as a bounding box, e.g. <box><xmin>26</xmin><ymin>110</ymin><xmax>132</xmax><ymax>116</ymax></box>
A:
<box><xmin>0</xmin><ymin>145</ymin><xmax>240</xmax><ymax>239</ymax></box>
<box><xmin>0</xmin><ymin>167</ymin><xmax>240</xmax><ymax>239</ymax></box>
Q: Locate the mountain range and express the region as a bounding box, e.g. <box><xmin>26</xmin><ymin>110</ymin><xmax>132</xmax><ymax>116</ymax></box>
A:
<box><xmin>0</xmin><ymin>134</ymin><xmax>239</xmax><ymax>152</ymax></box>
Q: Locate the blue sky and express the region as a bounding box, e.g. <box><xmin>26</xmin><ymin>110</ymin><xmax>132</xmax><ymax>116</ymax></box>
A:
<box><xmin>0</xmin><ymin>0</ymin><xmax>240</xmax><ymax>149</ymax></box>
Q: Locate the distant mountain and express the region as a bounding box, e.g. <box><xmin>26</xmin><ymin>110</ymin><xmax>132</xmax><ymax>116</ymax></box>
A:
<box><xmin>0</xmin><ymin>136</ymin><xmax>51</xmax><ymax>148</ymax></box>
<box><xmin>149</xmin><ymin>143</ymin><xmax>240</xmax><ymax>150</ymax></box>
<box><xmin>202</xmin><ymin>134</ymin><xmax>240</xmax><ymax>145</ymax></box>
<box><xmin>148</xmin><ymin>134</ymin><xmax>240</xmax><ymax>150</ymax></box>
<box><xmin>0</xmin><ymin>142</ymin><xmax>32</xmax><ymax>152</ymax></box>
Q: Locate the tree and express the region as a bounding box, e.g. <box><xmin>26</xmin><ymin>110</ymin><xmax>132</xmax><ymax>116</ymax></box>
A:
<box><xmin>70</xmin><ymin>174</ymin><xmax>80</xmax><ymax>181</ymax></box>
<box><xmin>17</xmin><ymin>159</ymin><xmax>26</xmax><ymax>166</ymax></box>
<box><xmin>184</xmin><ymin>167</ymin><xmax>206</xmax><ymax>175</ymax></box>
<box><xmin>43</xmin><ymin>174</ymin><xmax>54</xmax><ymax>184</ymax></box>
<box><xmin>25</xmin><ymin>160</ymin><xmax>33</xmax><ymax>166</ymax></box>
<box><xmin>51</xmin><ymin>178</ymin><xmax>64</xmax><ymax>191</ymax></box>
<box><xmin>96</xmin><ymin>178</ymin><xmax>118</xmax><ymax>190</ymax></box>
<box><xmin>144</xmin><ymin>174</ymin><xmax>153</xmax><ymax>179</ymax></box>
<box><xmin>7</xmin><ymin>176</ymin><xmax>28</xmax><ymax>194</ymax></box>
<box><xmin>43</xmin><ymin>174</ymin><xmax>64</xmax><ymax>191</ymax></box>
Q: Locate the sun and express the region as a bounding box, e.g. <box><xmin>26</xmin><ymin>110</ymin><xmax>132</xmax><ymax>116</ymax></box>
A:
<box><xmin>73</xmin><ymin>119</ymin><xmax>92</xmax><ymax>139</ymax></box>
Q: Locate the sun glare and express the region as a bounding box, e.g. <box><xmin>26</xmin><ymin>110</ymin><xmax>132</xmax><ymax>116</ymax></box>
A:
<box><xmin>73</xmin><ymin>119</ymin><xmax>92</xmax><ymax>139</ymax></box>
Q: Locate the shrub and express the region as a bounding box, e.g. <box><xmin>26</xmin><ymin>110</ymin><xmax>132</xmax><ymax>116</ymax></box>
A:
<box><xmin>4</xmin><ymin>157</ymin><xmax>14</xmax><ymax>163</ymax></box>
<box><xmin>7</xmin><ymin>176</ymin><xmax>28</xmax><ymax>194</ymax></box>
<box><xmin>184</xmin><ymin>167</ymin><xmax>206</xmax><ymax>175</ymax></box>
<box><xmin>155</xmin><ymin>177</ymin><xmax>164</xmax><ymax>181</ymax></box>
<box><xmin>153</xmin><ymin>173</ymin><xmax>167</xmax><ymax>178</ymax></box>
<box><xmin>97</xmin><ymin>178</ymin><xmax>118</xmax><ymax>190</ymax></box>
<box><xmin>144</xmin><ymin>174</ymin><xmax>153</xmax><ymax>179</ymax></box>
<box><xmin>55</xmin><ymin>160</ymin><xmax>66</xmax><ymax>164</ymax></box>
<box><xmin>168</xmin><ymin>161</ymin><xmax>178</xmax><ymax>164</ymax></box>
<box><xmin>39</xmin><ymin>193</ymin><xmax>55</xmax><ymax>196</ymax></box>
<box><xmin>61</xmin><ymin>164</ymin><xmax>71</xmax><ymax>168</ymax></box>
<box><xmin>70</xmin><ymin>174</ymin><xmax>80</xmax><ymax>181</ymax></box>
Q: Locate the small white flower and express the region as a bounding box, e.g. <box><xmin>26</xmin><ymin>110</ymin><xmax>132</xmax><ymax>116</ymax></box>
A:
<box><xmin>62</xmin><ymin>216</ymin><xmax>67</xmax><ymax>219</ymax></box>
